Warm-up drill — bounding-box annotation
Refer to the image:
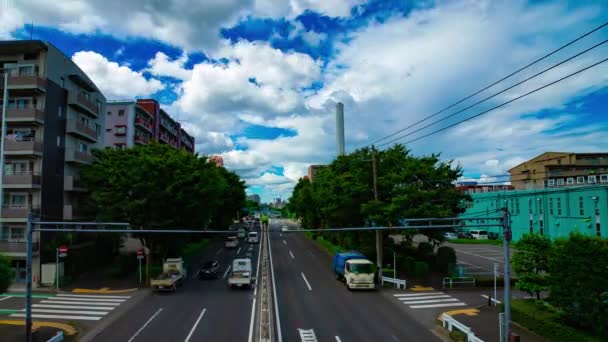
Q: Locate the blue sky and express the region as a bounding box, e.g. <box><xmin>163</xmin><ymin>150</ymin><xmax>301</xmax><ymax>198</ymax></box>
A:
<box><xmin>2</xmin><ymin>0</ymin><xmax>607</xmax><ymax>202</ymax></box>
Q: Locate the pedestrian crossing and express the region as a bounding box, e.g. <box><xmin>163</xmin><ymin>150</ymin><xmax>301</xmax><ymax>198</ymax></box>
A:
<box><xmin>298</xmin><ymin>328</ymin><xmax>318</xmax><ymax>342</ymax></box>
<box><xmin>393</xmin><ymin>292</ymin><xmax>466</xmax><ymax>309</ymax></box>
<box><xmin>10</xmin><ymin>293</ymin><xmax>131</xmax><ymax>321</ymax></box>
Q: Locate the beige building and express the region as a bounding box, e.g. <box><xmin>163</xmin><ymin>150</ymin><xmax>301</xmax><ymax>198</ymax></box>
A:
<box><xmin>509</xmin><ymin>152</ymin><xmax>608</xmax><ymax>190</ymax></box>
<box><xmin>307</xmin><ymin>165</ymin><xmax>326</xmax><ymax>181</ymax></box>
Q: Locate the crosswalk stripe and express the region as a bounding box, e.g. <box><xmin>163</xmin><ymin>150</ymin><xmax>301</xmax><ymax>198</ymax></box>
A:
<box><xmin>45</xmin><ymin>297</ymin><xmax>125</xmax><ymax>302</ymax></box>
<box><xmin>409</xmin><ymin>302</ymin><xmax>467</xmax><ymax>309</ymax></box>
<box><xmin>41</xmin><ymin>300</ymin><xmax>120</xmax><ymax>306</ymax></box>
<box><xmin>393</xmin><ymin>292</ymin><xmax>444</xmax><ymax>297</ymax></box>
<box><xmin>10</xmin><ymin>313</ymin><xmax>102</xmax><ymax>321</ymax></box>
<box><xmin>26</xmin><ymin>309</ymin><xmax>109</xmax><ymax>315</ymax></box>
<box><xmin>397</xmin><ymin>295</ymin><xmax>451</xmax><ymax>301</ymax></box>
<box><xmin>402</xmin><ymin>298</ymin><xmax>460</xmax><ymax>305</ymax></box>
<box><xmin>57</xmin><ymin>294</ymin><xmax>131</xmax><ymax>299</ymax></box>
<box><xmin>34</xmin><ymin>304</ymin><xmax>116</xmax><ymax>311</ymax></box>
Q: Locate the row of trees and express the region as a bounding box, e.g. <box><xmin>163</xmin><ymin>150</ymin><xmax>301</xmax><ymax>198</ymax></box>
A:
<box><xmin>289</xmin><ymin>145</ymin><xmax>471</xmax><ymax>257</ymax></box>
<box><xmin>512</xmin><ymin>233</ymin><xmax>608</xmax><ymax>337</ymax></box>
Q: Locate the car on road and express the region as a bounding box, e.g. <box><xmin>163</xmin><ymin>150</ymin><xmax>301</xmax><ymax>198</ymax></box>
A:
<box><xmin>237</xmin><ymin>228</ymin><xmax>246</xmax><ymax>239</ymax></box>
<box><xmin>228</xmin><ymin>258</ymin><xmax>253</xmax><ymax>288</ymax></box>
<box><xmin>444</xmin><ymin>232</ymin><xmax>457</xmax><ymax>240</ymax></box>
<box><xmin>488</xmin><ymin>232</ymin><xmax>500</xmax><ymax>240</ymax></box>
<box><xmin>470</xmin><ymin>230</ymin><xmax>489</xmax><ymax>240</ymax></box>
<box><xmin>457</xmin><ymin>231</ymin><xmax>474</xmax><ymax>239</ymax></box>
<box><xmin>248</xmin><ymin>231</ymin><xmax>259</xmax><ymax>244</ymax></box>
<box><xmin>198</xmin><ymin>259</ymin><xmax>220</xmax><ymax>280</ymax></box>
<box><xmin>225</xmin><ymin>236</ymin><xmax>238</xmax><ymax>248</ymax></box>
<box><xmin>281</xmin><ymin>225</ymin><xmax>289</xmax><ymax>232</ymax></box>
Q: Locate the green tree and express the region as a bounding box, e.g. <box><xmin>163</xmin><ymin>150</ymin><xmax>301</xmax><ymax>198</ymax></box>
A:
<box><xmin>549</xmin><ymin>233</ymin><xmax>608</xmax><ymax>336</ymax></box>
<box><xmin>0</xmin><ymin>253</ymin><xmax>12</xmax><ymax>293</ymax></box>
<box><xmin>511</xmin><ymin>234</ymin><xmax>553</xmax><ymax>300</ymax></box>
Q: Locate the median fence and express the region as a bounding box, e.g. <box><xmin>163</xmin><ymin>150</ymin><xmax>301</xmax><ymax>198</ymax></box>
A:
<box><xmin>381</xmin><ymin>276</ymin><xmax>406</xmax><ymax>289</ymax></box>
<box><xmin>441</xmin><ymin>313</ymin><xmax>483</xmax><ymax>342</ymax></box>
<box><xmin>442</xmin><ymin>276</ymin><xmax>476</xmax><ymax>289</ymax></box>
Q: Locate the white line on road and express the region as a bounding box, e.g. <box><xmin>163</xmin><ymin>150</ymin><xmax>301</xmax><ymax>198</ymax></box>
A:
<box><xmin>10</xmin><ymin>313</ymin><xmax>103</xmax><ymax>321</ymax></box>
<box><xmin>254</xmin><ymin>230</ymin><xmax>262</xmax><ymax>296</ymax></box>
<box><xmin>335</xmin><ymin>336</ymin><xmax>342</xmax><ymax>342</ymax></box>
<box><xmin>25</xmin><ymin>308</ymin><xmax>110</xmax><ymax>315</ymax></box>
<box><xmin>184</xmin><ymin>308</ymin><xmax>206</xmax><ymax>342</ymax></box>
<box><xmin>41</xmin><ymin>300</ymin><xmax>120</xmax><ymax>306</ymax></box>
<box><xmin>223</xmin><ymin>266</ymin><xmax>232</xmax><ymax>279</ymax></box>
<box><xmin>247</xmin><ymin>298</ymin><xmax>257</xmax><ymax>342</ymax></box>
<box><xmin>282</xmin><ymin>240</ymin><xmax>287</xmax><ymax>245</ymax></box>
<box><xmin>127</xmin><ymin>308</ymin><xmax>163</xmax><ymax>342</ymax></box>
<box><xmin>42</xmin><ymin>297</ymin><xmax>125</xmax><ymax>302</ymax></box>
<box><xmin>33</xmin><ymin>304</ymin><xmax>116</xmax><ymax>310</ymax></box>
<box><xmin>397</xmin><ymin>295</ymin><xmax>451</xmax><ymax>301</ymax></box>
<box><xmin>301</xmin><ymin>272</ymin><xmax>312</xmax><ymax>291</ymax></box>
<box><xmin>268</xmin><ymin>229</ymin><xmax>283</xmax><ymax>342</ymax></box>
<box><xmin>0</xmin><ymin>296</ymin><xmax>11</xmax><ymax>302</ymax></box>
<box><xmin>56</xmin><ymin>294</ymin><xmax>131</xmax><ymax>299</ymax></box>
<box><xmin>455</xmin><ymin>249</ymin><xmax>503</xmax><ymax>262</ymax></box>
<box><xmin>237</xmin><ymin>247</ymin><xmax>241</xmax><ymax>255</ymax></box>
<box><xmin>401</xmin><ymin>298</ymin><xmax>460</xmax><ymax>305</ymax></box>
<box><xmin>409</xmin><ymin>303</ymin><xmax>467</xmax><ymax>309</ymax></box>
<box><xmin>481</xmin><ymin>295</ymin><xmax>502</xmax><ymax>304</ymax></box>
<box><xmin>289</xmin><ymin>251</ymin><xmax>294</xmax><ymax>260</ymax></box>
<box><xmin>393</xmin><ymin>292</ymin><xmax>444</xmax><ymax>297</ymax></box>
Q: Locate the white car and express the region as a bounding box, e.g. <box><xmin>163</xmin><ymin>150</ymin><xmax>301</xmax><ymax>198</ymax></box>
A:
<box><xmin>237</xmin><ymin>229</ymin><xmax>246</xmax><ymax>239</ymax></box>
<box><xmin>224</xmin><ymin>236</ymin><xmax>238</xmax><ymax>248</ymax></box>
<box><xmin>444</xmin><ymin>232</ymin><xmax>457</xmax><ymax>240</ymax></box>
<box><xmin>470</xmin><ymin>230</ymin><xmax>489</xmax><ymax>240</ymax></box>
<box><xmin>228</xmin><ymin>258</ymin><xmax>253</xmax><ymax>288</ymax></box>
<box><xmin>247</xmin><ymin>232</ymin><xmax>259</xmax><ymax>244</ymax></box>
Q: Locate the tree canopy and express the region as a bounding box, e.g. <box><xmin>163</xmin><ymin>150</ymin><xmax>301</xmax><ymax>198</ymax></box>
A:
<box><xmin>512</xmin><ymin>233</ymin><xmax>553</xmax><ymax>299</ymax></box>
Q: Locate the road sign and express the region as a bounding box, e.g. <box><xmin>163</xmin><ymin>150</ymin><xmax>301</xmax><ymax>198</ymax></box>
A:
<box><xmin>58</xmin><ymin>245</ymin><xmax>68</xmax><ymax>258</ymax></box>
<box><xmin>137</xmin><ymin>249</ymin><xmax>144</xmax><ymax>260</ymax></box>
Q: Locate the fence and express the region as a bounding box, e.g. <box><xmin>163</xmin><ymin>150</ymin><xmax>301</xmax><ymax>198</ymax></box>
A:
<box><xmin>443</xmin><ymin>276</ymin><xmax>476</xmax><ymax>289</ymax></box>
<box><xmin>441</xmin><ymin>313</ymin><xmax>483</xmax><ymax>342</ymax></box>
<box><xmin>381</xmin><ymin>276</ymin><xmax>406</xmax><ymax>289</ymax></box>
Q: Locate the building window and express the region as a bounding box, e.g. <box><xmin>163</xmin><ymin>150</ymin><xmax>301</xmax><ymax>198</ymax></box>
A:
<box><xmin>547</xmin><ymin>179</ymin><xmax>555</xmax><ymax>187</ymax></box>
<box><xmin>9</xmin><ymin>227</ymin><xmax>25</xmax><ymax>241</ymax></box>
<box><xmin>56</xmin><ymin>136</ymin><xmax>61</xmax><ymax>147</ymax></box>
<box><xmin>106</xmin><ymin>128</ymin><xmax>112</xmax><ymax>132</ymax></box>
<box><xmin>566</xmin><ymin>177</ymin><xmax>574</xmax><ymax>185</ymax></box>
<box><xmin>579</xmin><ymin>197</ymin><xmax>584</xmax><ymax>216</ymax></box>
<box><xmin>557</xmin><ymin>178</ymin><xmax>565</xmax><ymax>186</ymax></box>
<box><xmin>577</xmin><ymin>176</ymin><xmax>585</xmax><ymax>184</ymax></box>
<box><xmin>601</xmin><ymin>175</ymin><xmax>608</xmax><ymax>183</ymax></box>
<box><xmin>114</xmin><ymin>143</ymin><xmax>125</xmax><ymax>150</ymax></box>
<box><xmin>557</xmin><ymin>198</ymin><xmax>562</xmax><ymax>216</ymax></box>
<box><xmin>107</xmin><ymin>111</ymin><xmax>112</xmax><ymax>116</ymax></box>
<box><xmin>96</xmin><ymin>100</ymin><xmax>101</xmax><ymax>114</ymax></box>
<box><xmin>78</xmin><ymin>143</ymin><xmax>88</xmax><ymax>153</ymax></box>
<box><xmin>529</xmin><ymin>220</ymin><xmax>533</xmax><ymax>234</ymax></box>
<box><xmin>539</xmin><ymin>199</ymin><xmax>543</xmax><ymax>214</ymax></box>
<box><xmin>597</xmin><ymin>223</ymin><xmax>601</xmax><ymax>237</ymax></box>
<box><xmin>115</xmin><ymin>126</ymin><xmax>127</xmax><ymax>135</ymax></box>
<box><xmin>539</xmin><ymin>220</ymin><xmax>544</xmax><ymax>236</ymax></box>
<box><xmin>118</xmin><ymin>110</ymin><xmax>125</xmax><ymax>117</ymax></box>
<box><xmin>549</xmin><ymin>198</ymin><xmax>554</xmax><ymax>215</ymax></box>
<box><xmin>588</xmin><ymin>175</ymin><xmax>597</xmax><ymax>184</ymax></box>
<box><xmin>516</xmin><ymin>199</ymin><xmax>520</xmax><ymax>214</ymax></box>
<box><xmin>529</xmin><ymin>199</ymin><xmax>532</xmax><ymax>214</ymax></box>
<box><xmin>58</xmin><ymin>106</ymin><xmax>63</xmax><ymax>118</ymax></box>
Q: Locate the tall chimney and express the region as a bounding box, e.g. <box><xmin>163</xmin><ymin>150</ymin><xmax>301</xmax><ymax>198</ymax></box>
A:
<box><xmin>336</xmin><ymin>102</ymin><xmax>345</xmax><ymax>156</ymax></box>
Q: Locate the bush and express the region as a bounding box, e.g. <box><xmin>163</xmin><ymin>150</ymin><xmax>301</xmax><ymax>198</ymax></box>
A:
<box><xmin>417</xmin><ymin>242</ymin><xmax>434</xmax><ymax>262</ymax></box>
<box><xmin>435</xmin><ymin>246</ymin><xmax>456</xmax><ymax>273</ymax></box>
<box><xmin>510</xmin><ymin>299</ymin><xmax>604</xmax><ymax>341</ymax></box>
<box><xmin>414</xmin><ymin>261</ymin><xmax>429</xmax><ymax>278</ymax></box>
<box><xmin>109</xmin><ymin>255</ymin><xmax>137</xmax><ymax>278</ymax></box>
<box><xmin>182</xmin><ymin>239</ymin><xmax>211</xmax><ymax>259</ymax></box>
<box><xmin>448</xmin><ymin>330</ymin><xmax>467</xmax><ymax>342</ymax></box>
<box><xmin>0</xmin><ymin>254</ymin><xmax>13</xmax><ymax>293</ymax></box>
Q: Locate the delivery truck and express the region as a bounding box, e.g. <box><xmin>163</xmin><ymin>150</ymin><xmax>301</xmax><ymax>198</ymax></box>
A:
<box><xmin>150</xmin><ymin>257</ymin><xmax>187</xmax><ymax>292</ymax></box>
<box><xmin>333</xmin><ymin>252</ymin><xmax>376</xmax><ymax>290</ymax></box>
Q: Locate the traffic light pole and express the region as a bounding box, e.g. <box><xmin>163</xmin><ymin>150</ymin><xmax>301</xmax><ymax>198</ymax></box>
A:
<box><xmin>25</xmin><ymin>214</ymin><xmax>33</xmax><ymax>342</ymax></box>
<box><xmin>501</xmin><ymin>208</ymin><xmax>512</xmax><ymax>342</ymax></box>
<box><xmin>372</xmin><ymin>147</ymin><xmax>383</xmax><ymax>284</ymax></box>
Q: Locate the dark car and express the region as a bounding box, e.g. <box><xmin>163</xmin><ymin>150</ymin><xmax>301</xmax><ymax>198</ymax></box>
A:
<box><xmin>198</xmin><ymin>260</ymin><xmax>220</xmax><ymax>280</ymax></box>
<box><xmin>457</xmin><ymin>231</ymin><xmax>474</xmax><ymax>239</ymax></box>
<box><xmin>488</xmin><ymin>232</ymin><xmax>500</xmax><ymax>240</ymax></box>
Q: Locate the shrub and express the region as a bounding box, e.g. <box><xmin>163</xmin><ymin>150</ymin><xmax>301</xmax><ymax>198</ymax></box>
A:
<box><xmin>414</xmin><ymin>261</ymin><xmax>429</xmax><ymax>278</ymax></box>
<box><xmin>448</xmin><ymin>330</ymin><xmax>467</xmax><ymax>342</ymax></box>
<box><xmin>0</xmin><ymin>254</ymin><xmax>13</xmax><ymax>293</ymax></box>
<box><xmin>417</xmin><ymin>242</ymin><xmax>434</xmax><ymax>261</ymax></box>
<box><xmin>435</xmin><ymin>246</ymin><xmax>456</xmax><ymax>273</ymax></box>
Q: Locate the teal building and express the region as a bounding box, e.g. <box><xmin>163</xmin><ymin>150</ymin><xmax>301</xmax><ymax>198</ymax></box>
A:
<box><xmin>460</xmin><ymin>185</ymin><xmax>608</xmax><ymax>241</ymax></box>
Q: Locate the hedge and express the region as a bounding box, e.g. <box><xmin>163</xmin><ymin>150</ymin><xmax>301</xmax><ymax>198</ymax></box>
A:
<box><xmin>509</xmin><ymin>299</ymin><xmax>604</xmax><ymax>341</ymax></box>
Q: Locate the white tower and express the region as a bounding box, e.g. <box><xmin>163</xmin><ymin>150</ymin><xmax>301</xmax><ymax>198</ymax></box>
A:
<box><xmin>336</xmin><ymin>102</ymin><xmax>345</xmax><ymax>156</ymax></box>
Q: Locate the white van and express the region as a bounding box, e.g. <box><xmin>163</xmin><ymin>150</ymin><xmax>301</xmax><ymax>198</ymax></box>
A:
<box><xmin>470</xmin><ymin>230</ymin><xmax>488</xmax><ymax>240</ymax></box>
<box><xmin>248</xmin><ymin>231</ymin><xmax>259</xmax><ymax>244</ymax></box>
<box><xmin>228</xmin><ymin>258</ymin><xmax>253</xmax><ymax>288</ymax></box>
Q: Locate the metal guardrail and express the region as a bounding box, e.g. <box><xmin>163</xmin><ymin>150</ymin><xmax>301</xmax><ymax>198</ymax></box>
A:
<box><xmin>441</xmin><ymin>313</ymin><xmax>483</xmax><ymax>342</ymax></box>
<box><xmin>443</xmin><ymin>276</ymin><xmax>476</xmax><ymax>289</ymax></box>
<box><xmin>381</xmin><ymin>276</ymin><xmax>406</xmax><ymax>289</ymax></box>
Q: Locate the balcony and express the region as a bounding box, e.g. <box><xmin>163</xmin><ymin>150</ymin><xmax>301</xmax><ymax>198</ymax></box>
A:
<box><xmin>64</xmin><ymin>175</ymin><xmax>87</xmax><ymax>192</ymax></box>
<box><xmin>66</xmin><ymin>119</ymin><xmax>98</xmax><ymax>142</ymax></box>
<box><xmin>65</xmin><ymin>149</ymin><xmax>95</xmax><ymax>164</ymax></box>
<box><xmin>68</xmin><ymin>92</ymin><xmax>98</xmax><ymax>117</ymax></box>
<box><xmin>135</xmin><ymin>117</ymin><xmax>154</xmax><ymax>133</ymax></box>
<box><xmin>63</xmin><ymin>205</ymin><xmax>88</xmax><ymax>221</ymax></box>
<box><xmin>6</xmin><ymin>107</ymin><xmax>45</xmax><ymax>124</ymax></box>
<box><xmin>3</xmin><ymin>171</ymin><xmax>41</xmax><ymax>189</ymax></box>
<box><xmin>4</xmin><ymin>139</ymin><xmax>43</xmax><ymax>156</ymax></box>
<box><xmin>1</xmin><ymin>205</ymin><xmax>40</xmax><ymax>219</ymax></box>
<box><xmin>0</xmin><ymin>240</ymin><xmax>40</xmax><ymax>256</ymax></box>
<box><xmin>0</xmin><ymin>75</ymin><xmax>46</xmax><ymax>93</ymax></box>
<box><xmin>134</xmin><ymin>135</ymin><xmax>150</xmax><ymax>145</ymax></box>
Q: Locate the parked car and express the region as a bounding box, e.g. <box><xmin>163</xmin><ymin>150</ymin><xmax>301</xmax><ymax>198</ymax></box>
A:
<box><xmin>488</xmin><ymin>232</ymin><xmax>500</xmax><ymax>240</ymax></box>
<box><xmin>470</xmin><ymin>230</ymin><xmax>489</xmax><ymax>240</ymax></box>
<box><xmin>444</xmin><ymin>232</ymin><xmax>458</xmax><ymax>240</ymax></box>
<box><xmin>248</xmin><ymin>231</ymin><xmax>259</xmax><ymax>244</ymax></box>
<box><xmin>457</xmin><ymin>231</ymin><xmax>474</xmax><ymax>239</ymax></box>
<box><xmin>198</xmin><ymin>259</ymin><xmax>220</xmax><ymax>280</ymax></box>
<box><xmin>225</xmin><ymin>236</ymin><xmax>238</xmax><ymax>248</ymax></box>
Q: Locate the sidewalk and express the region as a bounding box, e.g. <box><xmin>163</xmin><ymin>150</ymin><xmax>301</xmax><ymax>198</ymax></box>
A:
<box><xmin>455</xmin><ymin>305</ymin><xmax>546</xmax><ymax>341</ymax></box>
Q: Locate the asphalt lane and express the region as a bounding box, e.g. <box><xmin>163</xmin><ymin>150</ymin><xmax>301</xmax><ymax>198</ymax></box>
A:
<box><xmin>91</xmin><ymin>229</ymin><xmax>261</xmax><ymax>342</ymax></box>
<box><xmin>445</xmin><ymin>242</ymin><xmax>514</xmax><ymax>276</ymax></box>
<box><xmin>270</xmin><ymin>220</ymin><xmax>439</xmax><ymax>342</ymax></box>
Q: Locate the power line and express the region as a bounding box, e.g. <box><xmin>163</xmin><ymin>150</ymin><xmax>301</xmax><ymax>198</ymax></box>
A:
<box><xmin>366</xmin><ymin>21</ymin><xmax>608</xmax><ymax>147</ymax></box>
<box><xmin>377</xmin><ymin>38</ymin><xmax>608</xmax><ymax>147</ymax></box>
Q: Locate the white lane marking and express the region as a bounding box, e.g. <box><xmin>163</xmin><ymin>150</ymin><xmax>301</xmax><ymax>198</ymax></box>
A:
<box><xmin>57</xmin><ymin>294</ymin><xmax>130</xmax><ymax>299</ymax></box>
<box><xmin>282</xmin><ymin>240</ymin><xmax>287</xmax><ymax>245</ymax></box>
<box><xmin>298</xmin><ymin>328</ymin><xmax>318</xmax><ymax>342</ymax></box>
<box><xmin>42</xmin><ymin>297</ymin><xmax>125</xmax><ymax>302</ymax></box>
<box><xmin>481</xmin><ymin>295</ymin><xmax>502</xmax><ymax>304</ymax></box>
<box><xmin>25</xmin><ymin>308</ymin><xmax>110</xmax><ymax>315</ymax></box>
<box><xmin>393</xmin><ymin>292</ymin><xmax>444</xmax><ymax>297</ymax></box>
<box><xmin>455</xmin><ymin>249</ymin><xmax>503</xmax><ymax>262</ymax></box>
<box><xmin>268</xmin><ymin>230</ymin><xmax>283</xmax><ymax>342</ymax></box>
<box><xmin>301</xmin><ymin>272</ymin><xmax>312</xmax><ymax>291</ymax></box>
<box><xmin>402</xmin><ymin>298</ymin><xmax>460</xmax><ymax>305</ymax></box>
<box><xmin>10</xmin><ymin>313</ymin><xmax>102</xmax><ymax>321</ymax></box>
<box><xmin>33</xmin><ymin>304</ymin><xmax>116</xmax><ymax>310</ymax></box>
<box><xmin>0</xmin><ymin>296</ymin><xmax>11</xmax><ymax>302</ymax></box>
<box><xmin>184</xmin><ymin>308</ymin><xmax>206</xmax><ymax>342</ymax></box>
<box><xmin>223</xmin><ymin>266</ymin><xmax>232</xmax><ymax>279</ymax></box>
<box><xmin>236</xmin><ymin>247</ymin><xmax>241</xmax><ymax>255</ymax></box>
<box><xmin>127</xmin><ymin>308</ymin><xmax>163</xmax><ymax>342</ymax></box>
<box><xmin>410</xmin><ymin>302</ymin><xmax>468</xmax><ymax>309</ymax></box>
<box><xmin>254</xmin><ymin>228</ymin><xmax>263</xmax><ymax>297</ymax></box>
<box><xmin>289</xmin><ymin>251</ymin><xmax>295</xmax><ymax>260</ymax></box>
<box><xmin>247</xmin><ymin>298</ymin><xmax>257</xmax><ymax>342</ymax></box>
<box><xmin>397</xmin><ymin>295</ymin><xmax>451</xmax><ymax>301</ymax></box>
<box><xmin>41</xmin><ymin>300</ymin><xmax>120</xmax><ymax>306</ymax></box>
<box><xmin>335</xmin><ymin>336</ymin><xmax>342</xmax><ymax>342</ymax></box>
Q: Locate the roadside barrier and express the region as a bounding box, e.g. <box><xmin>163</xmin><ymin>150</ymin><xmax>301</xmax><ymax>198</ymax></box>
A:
<box><xmin>441</xmin><ymin>313</ymin><xmax>483</xmax><ymax>342</ymax></box>
<box><xmin>381</xmin><ymin>276</ymin><xmax>407</xmax><ymax>289</ymax></box>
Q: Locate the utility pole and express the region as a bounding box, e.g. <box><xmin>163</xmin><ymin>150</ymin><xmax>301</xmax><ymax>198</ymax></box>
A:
<box><xmin>501</xmin><ymin>207</ymin><xmax>512</xmax><ymax>342</ymax></box>
<box><xmin>0</xmin><ymin>70</ymin><xmax>9</xmax><ymax>228</ymax></box>
<box><xmin>371</xmin><ymin>146</ymin><xmax>382</xmax><ymax>284</ymax></box>
<box><xmin>25</xmin><ymin>214</ymin><xmax>33</xmax><ymax>342</ymax></box>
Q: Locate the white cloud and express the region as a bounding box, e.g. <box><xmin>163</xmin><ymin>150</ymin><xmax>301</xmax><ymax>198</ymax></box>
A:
<box><xmin>147</xmin><ymin>52</ymin><xmax>192</xmax><ymax>80</ymax></box>
<box><xmin>72</xmin><ymin>51</ymin><xmax>164</xmax><ymax>99</ymax></box>
<box><xmin>255</xmin><ymin>0</ymin><xmax>364</xmax><ymax>18</ymax></box>
<box><xmin>246</xmin><ymin>172</ymin><xmax>291</xmax><ymax>186</ymax></box>
<box><xmin>196</xmin><ymin>131</ymin><xmax>235</xmax><ymax>155</ymax></box>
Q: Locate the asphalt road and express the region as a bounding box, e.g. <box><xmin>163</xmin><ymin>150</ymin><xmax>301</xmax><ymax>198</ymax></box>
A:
<box><xmin>90</xmin><ymin>226</ymin><xmax>261</xmax><ymax>342</ymax></box>
<box><xmin>269</xmin><ymin>220</ymin><xmax>439</xmax><ymax>342</ymax></box>
<box><xmin>445</xmin><ymin>242</ymin><xmax>514</xmax><ymax>276</ymax></box>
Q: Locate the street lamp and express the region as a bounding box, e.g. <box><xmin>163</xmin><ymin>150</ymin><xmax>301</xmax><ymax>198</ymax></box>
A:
<box><xmin>0</xmin><ymin>67</ymin><xmax>12</xmax><ymax>232</ymax></box>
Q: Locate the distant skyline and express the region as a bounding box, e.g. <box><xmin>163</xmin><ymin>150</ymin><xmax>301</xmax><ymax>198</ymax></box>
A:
<box><xmin>3</xmin><ymin>1</ymin><xmax>607</xmax><ymax>202</ymax></box>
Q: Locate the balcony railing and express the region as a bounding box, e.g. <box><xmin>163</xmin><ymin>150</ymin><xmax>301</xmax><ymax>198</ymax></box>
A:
<box><xmin>64</xmin><ymin>175</ymin><xmax>87</xmax><ymax>191</ymax></box>
<box><xmin>68</xmin><ymin>92</ymin><xmax>99</xmax><ymax>117</ymax></box>
<box><xmin>0</xmin><ymin>75</ymin><xmax>47</xmax><ymax>93</ymax></box>
<box><xmin>0</xmin><ymin>240</ymin><xmax>40</xmax><ymax>254</ymax></box>
<box><xmin>6</xmin><ymin>107</ymin><xmax>45</xmax><ymax>124</ymax></box>
<box><xmin>4</xmin><ymin>138</ymin><xmax>43</xmax><ymax>155</ymax></box>
<box><xmin>134</xmin><ymin>135</ymin><xmax>150</xmax><ymax>145</ymax></box>
<box><xmin>135</xmin><ymin>117</ymin><xmax>154</xmax><ymax>132</ymax></box>
<box><xmin>66</xmin><ymin>119</ymin><xmax>98</xmax><ymax>142</ymax></box>
<box><xmin>1</xmin><ymin>205</ymin><xmax>41</xmax><ymax>219</ymax></box>
<box><xmin>65</xmin><ymin>149</ymin><xmax>95</xmax><ymax>164</ymax></box>
<box><xmin>3</xmin><ymin>171</ymin><xmax>41</xmax><ymax>187</ymax></box>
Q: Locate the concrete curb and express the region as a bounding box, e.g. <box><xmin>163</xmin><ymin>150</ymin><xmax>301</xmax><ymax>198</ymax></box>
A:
<box><xmin>79</xmin><ymin>288</ymin><xmax>153</xmax><ymax>342</ymax></box>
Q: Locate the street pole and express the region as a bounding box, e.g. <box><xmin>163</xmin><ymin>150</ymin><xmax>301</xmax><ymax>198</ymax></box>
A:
<box><xmin>494</xmin><ymin>262</ymin><xmax>498</xmax><ymax>307</ymax></box>
<box><xmin>393</xmin><ymin>250</ymin><xmax>396</xmax><ymax>279</ymax></box>
<box><xmin>25</xmin><ymin>214</ymin><xmax>33</xmax><ymax>342</ymax></box>
<box><xmin>138</xmin><ymin>258</ymin><xmax>142</xmax><ymax>285</ymax></box>
<box><xmin>56</xmin><ymin>247</ymin><xmax>59</xmax><ymax>291</ymax></box>
<box><xmin>371</xmin><ymin>146</ymin><xmax>382</xmax><ymax>284</ymax></box>
<box><xmin>0</xmin><ymin>71</ymin><xmax>9</xmax><ymax>227</ymax></box>
<box><xmin>502</xmin><ymin>208</ymin><xmax>512</xmax><ymax>342</ymax></box>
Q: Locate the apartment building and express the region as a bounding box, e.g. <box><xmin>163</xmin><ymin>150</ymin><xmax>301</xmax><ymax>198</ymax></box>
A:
<box><xmin>509</xmin><ymin>152</ymin><xmax>608</xmax><ymax>190</ymax></box>
<box><xmin>0</xmin><ymin>40</ymin><xmax>106</xmax><ymax>285</ymax></box>
<box><xmin>106</xmin><ymin>99</ymin><xmax>194</xmax><ymax>153</ymax></box>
